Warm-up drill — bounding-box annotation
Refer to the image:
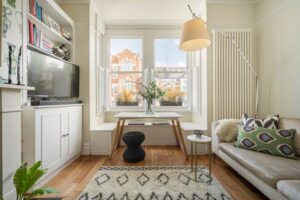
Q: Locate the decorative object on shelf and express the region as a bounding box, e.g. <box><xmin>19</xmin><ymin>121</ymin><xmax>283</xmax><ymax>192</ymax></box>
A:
<box><xmin>7</xmin><ymin>44</ymin><xmax>15</xmax><ymax>84</ymax></box>
<box><xmin>61</xmin><ymin>28</ymin><xmax>72</xmax><ymax>41</ymax></box>
<box><xmin>0</xmin><ymin>161</ymin><xmax>59</xmax><ymax>200</ymax></box>
<box><xmin>116</xmin><ymin>89</ymin><xmax>139</xmax><ymax>106</ymax></box>
<box><xmin>48</xmin><ymin>16</ymin><xmax>61</xmax><ymax>34</ymax></box>
<box><xmin>179</xmin><ymin>5</ymin><xmax>211</xmax><ymax>51</ymax></box>
<box><xmin>137</xmin><ymin>81</ymin><xmax>165</xmax><ymax>115</ymax></box>
<box><xmin>52</xmin><ymin>46</ymin><xmax>65</xmax><ymax>58</ymax></box>
<box><xmin>193</xmin><ymin>129</ymin><xmax>204</xmax><ymax>138</ymax></box>
<box><xmin>16</xmin><ymin>45</ymin><xmax>22</xmax><ymax>85</ymax></box>
<box><xmin>59</xmin><ymin>44</ymin><xmax>70</xmax><ymax>60</ymax></box>
<box><xmin>160</xmin><ymin>88</ymin><xmax>184</xmax><ymax>106</ymax></box>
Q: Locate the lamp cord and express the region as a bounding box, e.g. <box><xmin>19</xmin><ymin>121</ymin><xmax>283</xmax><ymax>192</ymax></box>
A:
<box><xmin>187</xmin><ymin>4</ymin><xmax>200</xmax><ymax>19</ymax></box>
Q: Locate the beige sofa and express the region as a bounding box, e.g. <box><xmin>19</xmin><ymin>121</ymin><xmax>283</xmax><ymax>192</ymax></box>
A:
<box><xmin>212</xmin><ymin>118</ymin><xmax>300</xmax><ymax>200</ymax></box>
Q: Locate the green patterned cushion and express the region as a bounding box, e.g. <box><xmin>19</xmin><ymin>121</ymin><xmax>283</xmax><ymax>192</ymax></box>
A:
<box><xmin>235</xmin><ymin>126</ymin><xmax>298</xmax><ymax>159</ymax></box>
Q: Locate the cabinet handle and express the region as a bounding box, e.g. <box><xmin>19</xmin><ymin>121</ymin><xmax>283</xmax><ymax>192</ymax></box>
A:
<box><xmin>65</xmin><ymin>133</ymin><xmax>69</xmax><ymax>137</ymax></box>
<box><xmin>62</xmin><ymin>134</ymin><xmax>66</xmax><ymax>138</ymax></box>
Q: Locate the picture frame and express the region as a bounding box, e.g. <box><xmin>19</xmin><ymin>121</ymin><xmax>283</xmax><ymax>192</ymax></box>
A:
<box><xmin>48</xmin><ymin>16</ymin><xmax>61</xmax><ymax>34</ymax></box>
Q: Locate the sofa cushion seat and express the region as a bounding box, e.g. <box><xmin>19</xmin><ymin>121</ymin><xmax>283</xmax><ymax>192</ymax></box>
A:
<box><xmin>277</xmin><ymin>180</ymin><xmax>300</xmax><ymax>200</ymax></box>
<box><xmin>219</xmin><ymin>143</ymin><xmax>300</xmax><ymax>188</ymax></box>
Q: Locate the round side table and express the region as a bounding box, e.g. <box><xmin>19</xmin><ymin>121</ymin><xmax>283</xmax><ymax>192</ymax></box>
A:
<box><xmin>187</xmin><ymin>135</ymin><xmax>212</xmax><ymax>180</ymax></box>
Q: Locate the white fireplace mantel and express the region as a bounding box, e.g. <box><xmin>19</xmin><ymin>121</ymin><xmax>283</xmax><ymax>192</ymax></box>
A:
<box><xmin>0</xmin><ymin>84</ymin><xmax>34</xmax><ymax>200</ymax></box>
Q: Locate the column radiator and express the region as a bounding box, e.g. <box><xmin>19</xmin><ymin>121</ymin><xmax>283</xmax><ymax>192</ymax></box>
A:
<box><xmin>212</xmin><ymin>29</ymin><xmax>256</xmax><ymax>121</ymax></box>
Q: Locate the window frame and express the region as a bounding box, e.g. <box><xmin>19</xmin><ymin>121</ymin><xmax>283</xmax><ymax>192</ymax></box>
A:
<box><xmin>106</xmin><ymin>36</ymin><xmax>145</xmax><ymax>111</ymax></box>
<box><xmin>152</xmin><ymin>37</ymin><xmax>191</xmax><ymax>111</ymax></box>
<box><xmin>104</xmin><ymin>32</ymin><xmax>193</xmax><ymax>112</ymax></box>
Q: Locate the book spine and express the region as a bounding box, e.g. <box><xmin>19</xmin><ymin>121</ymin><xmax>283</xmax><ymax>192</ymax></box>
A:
<box><xmin>31</xmin><ymin>0</ymin><xmax>36</xmax><ymax>16</ymax></box>
<box><xmin>28</xmin><ymin>20</ymin><xmax>34</xmax><ymax>45</ymax></box>
<box><xmin>33</xmin><ymin>24</ymin><xmax>37</xmax><ymax>46</ymax></box>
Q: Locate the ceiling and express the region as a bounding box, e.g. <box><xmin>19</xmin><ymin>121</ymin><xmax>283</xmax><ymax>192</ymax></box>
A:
<box><xmin>95</xmin><ymin>0</ymin><xmax>203</xmax><ymax>27</ymax></box>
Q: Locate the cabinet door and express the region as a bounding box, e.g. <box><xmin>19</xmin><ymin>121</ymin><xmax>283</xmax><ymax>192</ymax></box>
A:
<box><xmin>41</xmin><ymin>113</ymin><xmax>62</xmax><ymax>170</ymax></box>
<box><xmin>68</xmin><ymin>108</ymin><xmax>82</xmax><ymax>156</ymax></box>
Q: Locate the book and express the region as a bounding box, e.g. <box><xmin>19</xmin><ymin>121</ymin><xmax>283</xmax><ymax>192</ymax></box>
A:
<box><xmin>28</xmin><ymin>20</ymin><xmax>34</xmax><ymax>45</ymax></box>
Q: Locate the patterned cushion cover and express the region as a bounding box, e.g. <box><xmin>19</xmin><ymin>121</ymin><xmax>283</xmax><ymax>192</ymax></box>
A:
<box><xmin>242</xmin><ymin>113</ymin><xmax>280</xmax><ymax>129</ymax></box>
<box><xmin>235</xmin><ymin>126</ymin><xmax>298</xmax><ymax>159</ymax></box>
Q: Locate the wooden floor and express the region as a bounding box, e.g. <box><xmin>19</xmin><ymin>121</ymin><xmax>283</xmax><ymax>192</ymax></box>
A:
<box><xmin>46</xmin><ymin>146</ymin><xmax>268</xmax><ymax>200</ymax></box>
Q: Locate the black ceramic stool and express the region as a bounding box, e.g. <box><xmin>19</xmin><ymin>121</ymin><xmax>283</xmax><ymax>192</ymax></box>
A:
<box><xmin>122</xmin><ymin>131</ymin><xmax>145</xmax><ymax>163</ymax></box>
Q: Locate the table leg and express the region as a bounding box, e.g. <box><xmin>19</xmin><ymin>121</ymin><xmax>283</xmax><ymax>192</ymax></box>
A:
<box><xmin>109</xmin><ymin>119</ymin><xmax>121</xmax><ymax>160</ymax></box>
<box><xmin>190</xmin><ymin>142</ymin><xmax>194</xmax><ymax>171</ymax></box>
<box><xmin>176</xmin><ymin>120</ymin><xmax>188</xmax><ymax>159</ymax></box>
<box><xmin>171</xmin><ymin>120</ymin><xmax>180</xmax><ymax>146</ymax></box>
<box><xmin>117</xmin><ymin>120</ymin><xmax>125</xmax><ymax>147</ymax></box>
<box><xmin>194</xmin><ymin>143</ymin><xmax>197</xmax><ymax>181</ymax></box>
<box><xmin>209</xmin><ymin>141</ymin><xmax>212</xmax><ymax>178</ymax></box>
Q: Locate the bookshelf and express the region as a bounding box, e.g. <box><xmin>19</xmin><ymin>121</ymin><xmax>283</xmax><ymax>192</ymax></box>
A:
<box><xmin>25</xmin><ymin>0</ymin><xmax>75</xmax><ymax>63</ymax></box>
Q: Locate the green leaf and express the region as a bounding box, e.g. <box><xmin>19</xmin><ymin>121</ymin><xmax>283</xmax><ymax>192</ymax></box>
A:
<box><xmin>23</xmin><ymin>162</ymin><xmax>47</xmax><ymax>194</ymax></box>
<box><xmin>13</xmin><ymin>163</ymin><xmax>28</xmax><ymax>197</ymax></box>
<box><xmin>25</xmin><ymin>187</ymin><xmax>60</xmax><ymax>200</ymax></box>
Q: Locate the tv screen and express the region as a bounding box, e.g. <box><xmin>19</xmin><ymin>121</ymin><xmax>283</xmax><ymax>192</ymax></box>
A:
<box><xmin>27</xmin><ymin>49</ymin><xmax>79</xmax><ymax>97</ymax></box>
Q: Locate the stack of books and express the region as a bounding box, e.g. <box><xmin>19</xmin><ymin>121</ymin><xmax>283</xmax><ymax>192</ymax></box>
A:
<box><xmin>28</xmin><ymin>0</ymin><xmax>44</xmax><ymax>21</ymax></box>
<box><xmin>28</xmin><ymin>20</ymin><xmax>53</xmax><ymax>53</ymax></box>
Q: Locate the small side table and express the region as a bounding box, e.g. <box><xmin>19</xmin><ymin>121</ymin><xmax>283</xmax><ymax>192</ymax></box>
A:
<box><xmin>187</xmin><ymin>135</ymin><xmax>212</xmax><ymax>180</ymax></box>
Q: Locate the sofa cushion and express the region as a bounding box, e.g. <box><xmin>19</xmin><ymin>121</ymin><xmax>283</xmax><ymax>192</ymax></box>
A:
<box><xmin>235</xmin><ymin>126</ymin><xmax>298</xmax><ymax>159</ymax></box>
<box><xmin>219</xmin><ymin>143</ymin><xmax>300</xmax><ymax>188</ymax></box>
<box><xmin>279</xmin><ymin>118</ymin><xmax>300</xmax><ymax>156</ymax></box>
<box><xmin>215</xmin><ymin>119</ymin><xmax>240</xmax><ymax>142</ymax></box>
<box><xmin>242</xmin><ymin>113</ymin><xmax>280</xmax><ymax>129</ymax></box>
<box><xmin>277</xmin><ymin>180</ymin><xmax>300</xmax><ymax>200</ymax></box>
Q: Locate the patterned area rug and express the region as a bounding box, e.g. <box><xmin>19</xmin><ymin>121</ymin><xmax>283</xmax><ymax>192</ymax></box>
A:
<box><xmin>78</xmin><ymin>166</ymin><xmax>232</xmax><ymax>200</ymax></box>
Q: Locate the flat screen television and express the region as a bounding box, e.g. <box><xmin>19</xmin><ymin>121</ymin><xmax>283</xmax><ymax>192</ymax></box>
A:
<box><xmin>27</xmin><ymin>49</ymin><xmax>79</xmax><ymax>98</ymax></box>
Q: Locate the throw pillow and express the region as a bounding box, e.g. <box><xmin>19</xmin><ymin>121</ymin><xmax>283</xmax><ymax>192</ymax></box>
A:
<box><xmin>235</xmin><ymin>125</ymin><xmax>298</xmax><ymax>159</ymax></box>
<box><xmin>215</xmin><ymin>119</ymin><xmax>240</xmax><ymax>142</ymax></box>
<box><xmin>242</xmin><ymin>113</ymin><xmax>280</xmax><ymax>129</ymax></box>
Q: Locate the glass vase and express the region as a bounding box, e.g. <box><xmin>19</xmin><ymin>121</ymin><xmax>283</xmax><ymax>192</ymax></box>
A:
<box><xmin>145</xmin><ymin>100</ymin><xmax>154</xmax><ymax>115</ymax></box>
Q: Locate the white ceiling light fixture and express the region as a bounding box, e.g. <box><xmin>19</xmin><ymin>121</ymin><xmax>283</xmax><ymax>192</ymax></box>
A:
<box><xmin>179</xmin><ymin>5</ymin><xmax>211</xmax><ymax>51</ymax></box>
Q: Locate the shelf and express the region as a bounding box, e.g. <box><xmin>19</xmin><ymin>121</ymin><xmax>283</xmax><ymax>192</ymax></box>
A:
<box><xmin>0</xmin><ymin>84</ymin><xmax>35</xmax><ymax>91</ymax></box>
<box><xmin>28</xmin><ymin>44</ymin><xmax>72</xmax><ymax>65</ymax></box>
<box><xmin>27</xmin><ymin>12</ymin><xmax>72</xmax><ymax>46</ymax></box>
<box><xmin>36</xmin><ymin>0</ymin><xmax>74</xmax><ymax>26</ymax></box>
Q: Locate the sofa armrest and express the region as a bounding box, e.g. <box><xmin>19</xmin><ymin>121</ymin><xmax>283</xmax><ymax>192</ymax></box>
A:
<box><xmin>212</xmin><ymin>120</ymin><xmax>221</xmax><ymax>153</ymax></box>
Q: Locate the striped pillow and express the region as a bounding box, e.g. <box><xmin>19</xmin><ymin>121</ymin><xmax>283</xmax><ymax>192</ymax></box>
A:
<box><xmin>242</xmin><ymin>113</ymin><xmax>280</xmax><ymax>129</ymax></box>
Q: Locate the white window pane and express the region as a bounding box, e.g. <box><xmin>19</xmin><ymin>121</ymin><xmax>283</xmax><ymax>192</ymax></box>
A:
<box><xmin>155</xmin><ymin>39</ymin><xmax>186</xmax><ymax>71</ymax></box>
<box><xmin>110</xmin><ymin>72</ymin><xmax>142</xmax><ymax>107</ymax></box>
<box><xmin>155</xmin><ymin>73</ymin><xmax>188</xmax><ymax>107</ymax></box>
<box><xmin>109</xmin><ymin>38</ymin><xmax>143</xmax><ymax>107</ymax></box>
<box><xmin>154</xmin><ymin>39</ymin><xmax>188</xmax><ymax>107</ymax></box>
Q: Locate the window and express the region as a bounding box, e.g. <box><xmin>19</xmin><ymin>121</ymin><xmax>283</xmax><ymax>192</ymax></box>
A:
<box><xmin>154</xmin><ymin>39</ymin><xmax>188</xmax><ymax>107</ymax></box>
<box><xmin>109</xmin><ymin>38</ymin><xmax>143</xmax><ymax>107</ymax></box>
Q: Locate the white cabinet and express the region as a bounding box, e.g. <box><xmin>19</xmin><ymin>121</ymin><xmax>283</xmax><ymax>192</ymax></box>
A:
<box><xmin>22</xmin><ymin>105</ymin><xmax>82</xmax><ymax>182</ymax></box>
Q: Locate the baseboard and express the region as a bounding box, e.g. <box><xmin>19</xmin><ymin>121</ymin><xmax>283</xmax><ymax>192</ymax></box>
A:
<box><xmin>34</xmin><ymin>154</ymin><xmax>81</xmax><ymax>188</ymax></box>
<box><xmin>3</xmin><ymin>189</ymin><xmax>16</xmax><ymax>200</ymax></box>
<box><xmin>81</xmin><ymin>142</ymin><xmax>90</xmax><ymax>155</ymax></box>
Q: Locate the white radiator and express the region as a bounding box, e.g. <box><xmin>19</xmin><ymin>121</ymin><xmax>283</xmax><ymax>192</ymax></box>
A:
<box><xmin>212</xmin><ymin>29</ymin><xmax>256</xmax><ymax>121</ymax></box>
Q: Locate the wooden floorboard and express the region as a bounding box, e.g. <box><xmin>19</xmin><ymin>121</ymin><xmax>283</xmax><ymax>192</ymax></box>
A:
<box><xmin>45</xmin><ymin>146</ymin><xmax>268</xmax><ymax>200</ymax></box>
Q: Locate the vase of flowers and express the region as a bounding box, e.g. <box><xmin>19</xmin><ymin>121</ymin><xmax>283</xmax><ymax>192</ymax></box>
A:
<box><xmin>137</xmin><ymin>81</ymin><xmax>165</xmax><ymax>115</ymax></box>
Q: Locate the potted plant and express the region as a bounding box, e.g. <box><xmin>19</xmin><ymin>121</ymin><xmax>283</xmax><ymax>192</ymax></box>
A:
<box><xmin>0</xmin><ymin>161</ymin><xmax>59</xmax><ymax>200</ymax></box>
<box><xmin>160</xmin><ymin>88</ymin><xmax>184</xmax><ymax>106</ymax></box>
<box><xmin>137</xmin><ymin>81</ymin><xmax>165</xmax><ymax>115</ymax></box>
<box><xmin>116</xmin><ymin>89</ymin><xmax>139</xmax><ymax>106</ymax></box>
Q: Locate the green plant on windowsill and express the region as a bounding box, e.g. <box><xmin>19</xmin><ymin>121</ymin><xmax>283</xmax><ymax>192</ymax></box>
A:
<box><xmin>1</xmin><ymin>161</ymin><xmax>59</xmax><ymax>200</ymax></box>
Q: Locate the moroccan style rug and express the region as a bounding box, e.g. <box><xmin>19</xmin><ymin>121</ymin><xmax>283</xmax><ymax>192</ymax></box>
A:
<box><xmin>78</xmin><ymin>166</ymin><xmax>232</xmax><ymax>200</ymax></box>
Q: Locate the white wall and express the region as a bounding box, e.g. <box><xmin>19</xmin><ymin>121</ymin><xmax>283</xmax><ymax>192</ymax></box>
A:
<box><xmin>256</xmin><ymin>0</ymin><xmax>300</xmax><ymax>118</ymax></box>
